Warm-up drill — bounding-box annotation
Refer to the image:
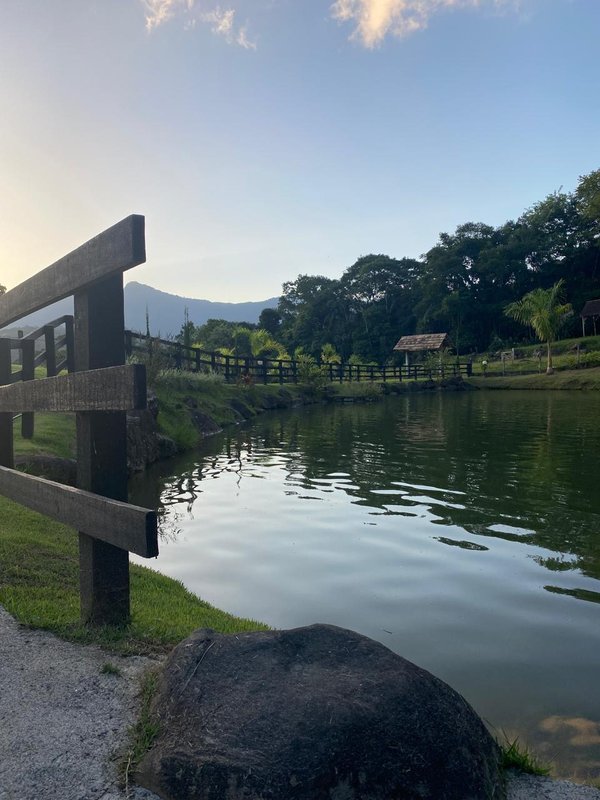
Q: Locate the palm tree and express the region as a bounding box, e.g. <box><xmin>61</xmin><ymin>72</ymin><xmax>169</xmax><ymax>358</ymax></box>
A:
<box><xmin>505</xmin><ymin>280</ymin><xmax>572</xmax><ymax>374</ymax></box>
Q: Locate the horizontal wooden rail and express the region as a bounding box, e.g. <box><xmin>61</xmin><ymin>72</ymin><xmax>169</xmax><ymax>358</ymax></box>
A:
<box><xmin>0</xmin><ymin>216</ymin><xmax>145</xmax><ymax>328</ymax></box>
<box><xmin>0</xmin><ymin>364</ymin><xmax>146</xmax><ymax>412</ymax></box>
<box><xmin>0</xmin><ymin>466</ymin><xmax>157</xmax><ymax>557</ymax></box>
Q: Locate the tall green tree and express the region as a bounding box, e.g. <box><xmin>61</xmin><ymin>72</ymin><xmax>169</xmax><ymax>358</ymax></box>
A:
<box><xmin>504</xmin><ymin>280</ymin><xmax>573</xmax><ymax>374</ymax></box>
<box><xmin>258</xmin><ymin>307</ymin><xmax>281</xmax><ymax>337</ymax></box>
<box><xmin>278</xmin><ymin>275</ymin><xmax>347</xmax><ymax>357</ymax></box>
<box><xmin>576</xmin><ymin>168</ymin><xmax>600</xmax><ymax>224</ymax></box>
<box><xmin>340</xmin><ymin>254</ymin><xmax>419</xmax><ymax>361</ymax></box>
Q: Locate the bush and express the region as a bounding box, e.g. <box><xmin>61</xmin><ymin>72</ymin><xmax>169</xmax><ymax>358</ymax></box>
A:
<box><xmin>296</xmin><ymin>354</ymin><xmax>328</xmax><ymax>391</ymax></box>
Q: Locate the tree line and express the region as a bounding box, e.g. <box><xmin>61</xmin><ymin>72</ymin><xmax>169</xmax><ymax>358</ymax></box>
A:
<box><xmin>180</xmin><ymin>168</ymin><xmax>599</xmax><ymax>364</ymax></box>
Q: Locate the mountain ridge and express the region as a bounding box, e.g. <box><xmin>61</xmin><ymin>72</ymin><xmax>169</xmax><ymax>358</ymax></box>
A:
<box><xmin>1</xmin><ymin>282</ymin><xmax>279</xmax><ymax>336</ymax></box>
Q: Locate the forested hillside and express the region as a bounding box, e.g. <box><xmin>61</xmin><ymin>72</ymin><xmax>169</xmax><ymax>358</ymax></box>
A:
<box><xmin>273</xmin><ymin>169</ymin><xmax>600</xmax><ymax>362</ymax></box>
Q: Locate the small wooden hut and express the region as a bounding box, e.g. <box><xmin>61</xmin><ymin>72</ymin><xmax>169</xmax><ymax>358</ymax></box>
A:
<box><xmin>393</xmin><ymin>333</ymin><xmax>449</xmax><ymax>366</ymax></box>
<box><xmin>580</xmin><ymin>299</ymin><xmax>600</xmax><ymax>337</ymax></box>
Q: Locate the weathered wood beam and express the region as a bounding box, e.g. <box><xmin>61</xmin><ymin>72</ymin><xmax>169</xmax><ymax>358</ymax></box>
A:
<box><xmin>0</xmin><ymin>340</ymin><xmax>13</xmax><ymax>468</ymax></box>
<box><xmin>20</xmin><ymin>338</ymin><xmax>35</xmax><ymax>438</ymax></box>
<box><xmin>0</xmin><ymin>216</ymin><xmax>145</xmax><ymax>328</ymax></box>
<box><xmin>0</xmin><ymin>364</ymin><xmax>146</xmax><ymax>412</ymax></box>
<box><xmin>75</xmin><ymin>274</ymin><xmax>132</xmax><ymax>625</ymax></box>
<box><xmin>0</xmin><ymin>466</ymin><xmax>158</xmax><ymax>558</ymax></box>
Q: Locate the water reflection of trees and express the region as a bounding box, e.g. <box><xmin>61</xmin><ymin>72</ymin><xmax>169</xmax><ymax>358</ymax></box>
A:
<box><xmin>130</xmin><ymin>392</ymin><xmax>600</xmax><ymax>588</ymax></box>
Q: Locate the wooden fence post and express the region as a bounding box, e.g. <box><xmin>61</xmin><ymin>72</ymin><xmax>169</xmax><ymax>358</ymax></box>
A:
<box><xmin>0</xmin><ymin>340</ymin><xmax>14</xmax><ymax>468</ymax></box>
<box><xmin>44</xmin><ymin>326</ymin><xmax>57</xmax><ymax>376</ymax></box>
<box><xmin>20</xmin><ymin>339</ymin><xmax>35</xmax><ymax>439</ymax></box>
<box><xmin>74</xmin><ymin>274</ymin><xmax>130</xmax><ymax>626</ymax></box>
<box><xmin>65</xmin><ymin>317</ymin><xmax>75</xmax><ymax>374</ymax></box>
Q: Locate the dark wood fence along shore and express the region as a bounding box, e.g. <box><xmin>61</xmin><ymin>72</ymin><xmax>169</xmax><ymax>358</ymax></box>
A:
<box><xmin>0</xmin><ymin>215</ymin><xmax>158</xmax><ymax>626</ymax></box>
<box><xmin>124</xmin><ymin>331</ymin><xmax>473</xmax><ymax>384</ymax></box>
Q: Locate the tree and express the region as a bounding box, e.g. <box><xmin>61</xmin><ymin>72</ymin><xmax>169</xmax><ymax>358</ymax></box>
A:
<box><xmin>416</xmin><ymin>223</ymin><xmax>499</xmax><ymax>352</ymax></box>
<box><xmin>278</xmin><ymin>275</ymin><xmax>347</xmax><ymax>357</ymax></box>
<box><xmin>176</xmin><ymin>307</ymin><xmax>195</xmax><ymax>349</ymax></box>
<box><xmin>504</xmin><ymin>280</ymin><xmax>572</xmax><ymax>374</ymax></box>
<box><xmin>340</xmin><ymin>254</ymin><xmax>419</xmax><ymax>361</ymax></box>
<box><xmin>258</xmin><ymin>307</ymin><xmax>281</xmax><ymax>336</ymax></box>
<box><xmin>576</xmin><ymin>168</ymin><xmax>600</xmax><ymax>224</ymax></box>
<box><xmin>321</xmin><ymin>343</ymin><xmax>341</xmax><ymax>364</ymax></box>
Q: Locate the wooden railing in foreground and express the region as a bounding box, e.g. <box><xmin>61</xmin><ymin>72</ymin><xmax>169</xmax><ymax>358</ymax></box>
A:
<box><xmin>125</xmin><ymin>332</ymin><xmax>473</xmax><ymax>383</ymax></box>
<box><xmin>0</xmin><ymin>215</ymin><xmax>158</xmax><ymax>626</ymax></box>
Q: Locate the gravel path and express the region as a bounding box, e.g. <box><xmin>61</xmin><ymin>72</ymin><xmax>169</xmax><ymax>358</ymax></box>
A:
<box><xmin>0</xmin><ymin>605</ymin><xmax>160</xmax><ymax>800</ymax></box>
<box><xmin>1</xmin><ymin>603</ymin><xmax>599</xmax><ymax>800</ymax></box>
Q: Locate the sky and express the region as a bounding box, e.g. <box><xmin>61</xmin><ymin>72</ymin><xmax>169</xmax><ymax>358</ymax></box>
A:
<box><xmin>1</xmin><ymin>0</ymin><xmax>599</xmax><ymax>303</ymax></box>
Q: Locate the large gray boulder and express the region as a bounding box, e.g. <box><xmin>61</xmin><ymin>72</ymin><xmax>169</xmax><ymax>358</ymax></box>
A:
<box><xmin>137</xmin><ymin>624</ymin><xmax>504</xmax><ymax>800</ymax></box>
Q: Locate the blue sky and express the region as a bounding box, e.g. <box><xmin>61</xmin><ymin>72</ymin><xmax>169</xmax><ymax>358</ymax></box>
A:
<box><xmin>1</xmin><ymin>0</ymin><xmax>598</xmax><ymax>301</ymax></box>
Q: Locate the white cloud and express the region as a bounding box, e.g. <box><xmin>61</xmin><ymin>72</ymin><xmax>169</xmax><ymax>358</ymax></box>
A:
<box><xmin>141</xmin><ymin>0</ymin><xmax>518</xmax><ymax>50</ymax></box>
<box><xmin>141</xmin><ymin>0</ymin><xmax>256</xmax><ymax>48</ymax></box>
<box><xmin>201</xmin><ymin>7</ymin><xmax>235</xmax><ymax>35</ymax></box>
<box><xmin>142</xmin><ymin>0</ymin><xmax>195</xmax><ymax>32</ymax></box>
<box><xmin>330</xmin><ymin>0</ymin><xmax>517</xmax><ymax>48</ymax></box>
<box><xmin>236</xmin><ymin>27</ymin><xmax>258</xmax><ymax>50</ymax></box>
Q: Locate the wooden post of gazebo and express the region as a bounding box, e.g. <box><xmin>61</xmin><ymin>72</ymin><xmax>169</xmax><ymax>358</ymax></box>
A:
<box><xmin>581</xmin><ymin>300</ymin><xmax>600</xmax><ymax>337</ymax></box>
<box><xmin>393</xmin><ymin>333</ymin><xmax>450</xmax><ymax>378</ymax></box>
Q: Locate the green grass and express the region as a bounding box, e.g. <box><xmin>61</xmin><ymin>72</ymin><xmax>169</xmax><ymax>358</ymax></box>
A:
<box><xmin>13</xmin><ymin>412</ymin><xmax>75</xmax><ymax>459</ymax></box>
<box><xmin>0</xmin><ymin>495</ymin><xmax>267</xmax><ymax>654</ymax></box>
<box><xmin>467</xmin><ymin>367</ymin><xmax>600</xmax><ymax>391</ymax></box>
<box><xmin>121</xmin><ymin>668</ymin><xmax>162</xmax><ymax>792</ymax></box>
<box><xmin>100</xmin><ymin>662</ymin><xmax>122</xmax><ymax>676</ymax></box>
<box><xmin>499</xmin><ymin>736</ymin><xmax>550</xmax><ymax>776</ymax></box>
<box><xmin>470</xmin><ymin>333</ymin><xmax>600</xmax><ymax>377</ymax></box>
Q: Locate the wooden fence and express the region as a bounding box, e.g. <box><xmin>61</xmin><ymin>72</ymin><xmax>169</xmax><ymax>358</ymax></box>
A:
<box><xmin>0</xmin><ymin>215</ymin><xmax>158</xmax><ymax>626</ymax></box>
<box><xmin>9</xmin><ymin>315</ymin><xmax>75</xmax><ymax>439</ymax></box>
<box><xmin>125</xmin><ymin>332</ymin><xmax>473</xmax><ymax>383</ymax></box>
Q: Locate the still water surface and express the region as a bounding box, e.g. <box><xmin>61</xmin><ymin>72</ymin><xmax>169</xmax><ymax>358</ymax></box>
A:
<box><xmin>130</xmin><ymin>391</ymin><xmax>600</xmax><ymax>781</ymax></box>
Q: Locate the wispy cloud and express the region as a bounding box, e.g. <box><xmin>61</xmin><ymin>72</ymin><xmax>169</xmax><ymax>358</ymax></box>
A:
<box><xmin>330</xmin><ymin>0</ymin><xmax>517</xmax><ymax>48</ymax></box>
<box><xmin>141</xmin><ymin>0</ymin><xmax>256</xmax><ymax>48</ymax></box>
<box><xmin>142</xmin><ymin>0</ymin><xmax>195</xmax><ymax>32</ymax></box>
<box><xmin>141</xmin><ymin>0</ymin><xmax>519</xmax><ymax>50</ymax></box>
<box><xmin>200</xmin><ymin>7</ymin><xmax>257</xmax><ymax>48</ymax></box>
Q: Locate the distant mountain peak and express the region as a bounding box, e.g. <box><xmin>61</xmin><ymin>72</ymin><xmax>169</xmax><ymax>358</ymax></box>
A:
<box><xmin>124</xmin><ymin>282</ymin><xmax>278</xmax><ymax>335</ymax></box>
<box><xmin>1</xmin><ymin>282</ymin><xmax>279</xmax><ymax>335</ymax></box>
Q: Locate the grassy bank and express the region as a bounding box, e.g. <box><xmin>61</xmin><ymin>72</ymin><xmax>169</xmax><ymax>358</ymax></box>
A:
<box><xmin>470</xmin><ymin>333</ymin><xmax>600</xmax><ymax>377</ymax></box>
<box><xmin>0</xmin><ymin>493</ymin><xmax>267</xmax><ymax>654</ymax></box>
<box><xmin>3</xmin><ymin>403</ymin><xmax>268</xmax><ymax>652</ymax></box>
<box><xmin>151</xmin><ymin>369</ymin><xmax>393</xmax><ymax>450</ymax></box>
<box><xmin>467</xmin><ymin>367</ymin><xmax>600</xmax><ymax>390</ymax></box>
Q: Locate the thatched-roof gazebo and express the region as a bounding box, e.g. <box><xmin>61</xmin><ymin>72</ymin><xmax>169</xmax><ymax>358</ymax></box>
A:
<box><xmin>393</xmin><ymin>333</ymin><xmax>449</xmax><ymax>366</ymax></box>
<box><xmin>581</xmin><ymin>299</ymin><xmax>600</xmax><ymax>337</ymax></box>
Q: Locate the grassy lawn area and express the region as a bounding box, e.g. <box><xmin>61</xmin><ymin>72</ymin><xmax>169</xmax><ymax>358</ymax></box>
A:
<box><xmin>467</xmin><ymin>367</ymin><xmax>600</xmax><ymax>390</ymax></box>
<box><xmin>470</xmin><ymin>334</ymin><xmax>600</xmax><ymax>377</ymax></box>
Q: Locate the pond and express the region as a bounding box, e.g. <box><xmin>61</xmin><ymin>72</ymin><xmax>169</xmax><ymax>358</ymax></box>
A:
<box><xmin>130</xmin><ymin>390</ymin><xmax>600</xmax><ymax>782</ymax></box>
